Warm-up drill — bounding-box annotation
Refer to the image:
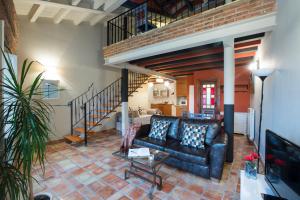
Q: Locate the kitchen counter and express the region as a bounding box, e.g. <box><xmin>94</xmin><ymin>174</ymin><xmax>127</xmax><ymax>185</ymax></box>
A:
<box><xmin>175</xmin><ymin>105</ymin><xmax>188</xmax><ymax>116</ymax></box>
<box><xmin>151</xmin><ymin>104</ymin><xmax>173</xmax><ymax>116</ymax></box>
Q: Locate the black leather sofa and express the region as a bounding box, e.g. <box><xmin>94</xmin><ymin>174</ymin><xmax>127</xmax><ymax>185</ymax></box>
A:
<box><xmin>133</xmin><ymin>115</ymin><xmax>227</xmax><ymax>180</ymax></box>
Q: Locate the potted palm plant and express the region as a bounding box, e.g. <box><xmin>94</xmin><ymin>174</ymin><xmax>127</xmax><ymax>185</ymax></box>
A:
<box><xmin>0</xmin><ymin>49</ymin><xmax>55</xmax><ymax>200</ymax></box>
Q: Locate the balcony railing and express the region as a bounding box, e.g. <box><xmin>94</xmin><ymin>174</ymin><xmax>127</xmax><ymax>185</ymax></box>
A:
<box><xmin>107</xmin><ymin>0</ymin><xmax>226</xmax><ymax>46</ymax></box>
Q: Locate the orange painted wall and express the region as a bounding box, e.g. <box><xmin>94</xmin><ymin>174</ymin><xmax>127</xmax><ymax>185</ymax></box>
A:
<box><xmin>187</xmin><ymin>67</ymin><xmax>251</xmax><ymax>113</ymax></box>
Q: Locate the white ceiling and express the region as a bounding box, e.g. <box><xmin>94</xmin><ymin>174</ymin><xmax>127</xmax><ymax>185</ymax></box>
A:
<box><xmin>13</xmin><ymin>0</ymin><xmax>125</xmax><ymax>26</ymax></box>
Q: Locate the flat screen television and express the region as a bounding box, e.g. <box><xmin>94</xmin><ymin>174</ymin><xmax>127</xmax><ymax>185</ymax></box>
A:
<box><xmin>265</xmin><ymin>129</ymin><xmax>300</xmax><ymax>200</ymax></box>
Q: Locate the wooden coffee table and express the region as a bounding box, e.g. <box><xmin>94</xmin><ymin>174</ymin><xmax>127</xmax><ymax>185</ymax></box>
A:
<box><xmin>113</xmin><ymin>146</ymin><xmax>170</xmax><ymax>198</ymax></box>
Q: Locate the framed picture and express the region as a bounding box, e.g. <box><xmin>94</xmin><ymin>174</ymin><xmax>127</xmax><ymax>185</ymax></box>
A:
<box><xmin>42</xmin><ymin>80</ymin><xmax>60</xmax><ymax>99</ymax></box>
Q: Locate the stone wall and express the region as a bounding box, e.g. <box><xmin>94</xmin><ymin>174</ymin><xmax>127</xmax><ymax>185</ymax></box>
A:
<box><xmin>0</xmin><ymin>0</ymin><xmax>18</xmax><ymax>53</ymax></box>
<box><xmin>103</xmin><ymin>0</ymin><xmax>276</xmax><ymax>58</ymax></box>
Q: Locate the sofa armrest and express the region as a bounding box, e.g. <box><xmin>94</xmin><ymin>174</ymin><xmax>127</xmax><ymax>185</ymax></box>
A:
<box><xmin>209</xmin><ymin>132</ymin><xmax>227</xmax><ymax>180</ymax></box>
<box><xmin>135</xmin><ymin>124</ymin><xmax>151</xmax><ymax>138</ymax></box>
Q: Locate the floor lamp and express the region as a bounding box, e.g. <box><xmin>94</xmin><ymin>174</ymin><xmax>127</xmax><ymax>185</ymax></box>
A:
<box><xmin>252</xmin><ymin>68</ymin><xmax>274</xmax><ymax>173</ymax></box>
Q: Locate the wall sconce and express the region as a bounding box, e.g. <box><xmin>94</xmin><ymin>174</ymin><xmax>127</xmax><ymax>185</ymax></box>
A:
<box><xmin>43</xmin><ymin>66</ymin><xmax>60</xmax><ymax>81</ymax></box>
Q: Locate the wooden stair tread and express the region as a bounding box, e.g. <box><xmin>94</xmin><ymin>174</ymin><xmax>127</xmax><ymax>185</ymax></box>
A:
<box><xmin>90</xmin><ymin>114</ymin><xmax>101</xmax><ymax>118</ymax></box>
<box><xmin>73</xmin><ymin>127</ymin><xmax>96</xmax><ymax>135</ymax></box>
<box><xmin>65</xmin><ymin>135</ymin><xmax>84</xmax><ymax>143</ymax></box>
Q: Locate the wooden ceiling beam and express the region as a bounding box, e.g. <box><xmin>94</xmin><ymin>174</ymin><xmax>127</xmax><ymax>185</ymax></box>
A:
<box><xmin>132</xmin><ymin>40</ymin><xmax>258</xmax><ymax>68</ymax></box>
<box><xmin>148</xmin><ymin>56</ymin><xmax>224</xmax><ymax>70</ymax></box>
<box><xmin>234</xmin><ymin>39</ymin><xmax>261</xmax><ymax>50</ymax></box>
<box><xmin>154</xmin><ymin>56</ymin><xmax>253</xmax><ymax>71</ymax></box>
<box><xmin>235</xmin><ymin>33</ymin><xmax>265</xmax><ymax>42</ymax></box>
<box><xmin>15</xmin><ymin>0</ymin><xmax>108</xmax><ymax>15</ymax></box>
<box><xmin>131</xmin><ymin>43</ymin><xmax>220</xmax><ymax>65</ymax></box>
<box><xmin>54</xmin><ymin>8</ymin><xmax>70</xmax><ymax>24</ymax></box>
<box><xmin>161</xmin><ymin>62</ymin><xmax>249</xmax><ymax>74</ymax></box>
<box><xmin>134</xmin><ymin>47</ymin><xmax>224</xmax><ymax>67</ymax></box>
<box><xmin>93</xmin><ymin>0</ymin><xmax>106</xmax><ymax>9</ymax></box>
<box><xmin>29</xmin><ymin>4</ymin><xmax>45</xmax><ymax>23</ymax></box>
<box><xmin>90</xmin><ymin>14</ymin><xmax>106</xmax><ymax>26</ymax></box>
<box><xmin>167</xmin><ymin>64</ymin><xmax>249</xmax><ymax>76</ymax></box>
<box><xmin>235</xmin><ymin>52</ymin><xmax>256</xmax><ymax>59</ymax></box>
<box><xmin>235</xmin><ymin>46</ymin><xmax>258</xmax><ymax>54</ymax></box>
<box><xmin>74</xmin><ymin>12</ymin><xmax>92</xmax><ymax>25</ymax></box>
<box><xmin>171</xmin><ymin>72</ymin><xmax>194</xmax><ymax>76</ymax></box>
<box><xmin>159</xmin><ymin>62</ymin><xmax>224</xmax><ymax>73</ymax></box>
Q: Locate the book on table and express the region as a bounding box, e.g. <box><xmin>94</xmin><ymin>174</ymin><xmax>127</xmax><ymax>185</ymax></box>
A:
<box><xmin>128</xmin><ymin>148</ymin><xmax>150</xmax><ymax>158</ymax></box>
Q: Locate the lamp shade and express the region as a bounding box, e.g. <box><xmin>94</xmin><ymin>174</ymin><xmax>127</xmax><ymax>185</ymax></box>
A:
<box><xmin>252</xmin><ymin>68</ymin><xmax>274</xmax><ymax>78</ymax></box>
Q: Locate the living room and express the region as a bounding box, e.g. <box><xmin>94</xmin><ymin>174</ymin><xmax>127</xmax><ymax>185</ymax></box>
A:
<box><xmin>1</xmin><ymin>0</ymin><xmax>300</xmax><ymax>200</ymax></box>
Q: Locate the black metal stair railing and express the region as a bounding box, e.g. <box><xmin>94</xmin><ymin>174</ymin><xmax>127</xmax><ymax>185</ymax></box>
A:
<box><xmin>107</xmin><ymin>0</ymin><xmax>226</xmax><ymax>46</ymax></box>
<box><xmin>68</xmin><ymin>71</ymin><xmax>149</xmax><ymax>145</ymax></box>
<box><xmin>82</xmin><ymin>78</ymin><xmax>122</xmax><ymax>145</ymax></box>
<box><xmin>68</xmin><ymin>83</ymin><xmax>95</xmax><ymax>136</ymax></box>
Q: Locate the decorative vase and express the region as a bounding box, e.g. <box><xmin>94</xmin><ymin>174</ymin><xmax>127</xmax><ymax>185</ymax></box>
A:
<box><xmin>245</xmin><ymin>161</ymin><xmax>257</xmax><ymax>179</ymax></box>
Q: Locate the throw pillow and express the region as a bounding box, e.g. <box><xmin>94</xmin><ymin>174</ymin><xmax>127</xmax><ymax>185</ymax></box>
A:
<box><xmin>180</xmin><ymin>123</ymin><xmax>208</xmax><ymax>149</ymax></box>
<box><xmin>148</xmin><ymin>119</ymin><xmax>170</xmax><ymax>141</ymax></box>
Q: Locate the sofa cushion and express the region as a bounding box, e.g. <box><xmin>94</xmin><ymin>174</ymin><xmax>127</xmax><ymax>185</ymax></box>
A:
<box><xmin>205</xmin><ymin>122</ymin><xmax>221</xmax><ymax>145</ymax></box>
<box><xmin>134</xmin><ymin>137</ymin><xmax>178</xmax><ymax>151</ymax></box>
<box><xmin>178</xmin><ymin>119</ymin><xmax>221</xmax><ymax>146</ymax></box>
<box><xmin>150</xmin><ymin>115</ymin><xmax>180</xmax><ymax>140</ymax></box>
<box><xmin>165</xmin><ymin>141</ymin><xmax>209</xmax><ymax>165</ymax></box>
<box><xmin>180</xmin><ymin>123</ymin><xmax>208</xmax><ymax>149</ymax></box>
<box><xmin>148</xmin><ymin>119</ymin><xmax>170</xmax><ymax>141</ymax></box>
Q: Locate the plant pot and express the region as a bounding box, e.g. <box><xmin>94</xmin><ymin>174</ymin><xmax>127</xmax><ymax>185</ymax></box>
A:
<box><xmin>34</xmin><ymin>193</ymin><xmax>52</xmax><ymax>200</ymax></box>
<box><xmin>245</xmin><ymin>161</ymin><xmax>257</xmax><ymax>179</ymax></box>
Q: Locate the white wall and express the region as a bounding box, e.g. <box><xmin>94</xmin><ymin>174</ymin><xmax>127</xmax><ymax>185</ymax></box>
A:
<box><xmin>128</xmin><ymin>83</ymin><xmax>150</xmax><ymax>110</ymax></box>
<box><xmin>17</xmin><ymin>16</ymin><xmax>121</xmax><ymax>140</ymax></box>
<box><xmin>251</xmin><ymin>0</ymin><xmax>300</xmax><ymax>158</ymax></box>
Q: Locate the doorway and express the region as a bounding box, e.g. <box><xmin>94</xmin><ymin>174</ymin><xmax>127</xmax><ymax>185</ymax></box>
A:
<box><xmin>199</xmin><ymin>81</ymin><xmax>217</xmax><ymax>117</ymax></box>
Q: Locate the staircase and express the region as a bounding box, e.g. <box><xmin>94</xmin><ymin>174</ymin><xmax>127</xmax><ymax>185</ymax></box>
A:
<box><xmin>64</xmin><ymin>71</ymin><xmax>149</xmax><ymax>145</ymax></box>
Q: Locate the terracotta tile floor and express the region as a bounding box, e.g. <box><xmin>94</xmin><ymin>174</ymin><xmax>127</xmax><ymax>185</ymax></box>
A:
<box><xmin>33</xmin><ymin>130</ymin><xmax>256</xmax><ymax>200</ymax></box>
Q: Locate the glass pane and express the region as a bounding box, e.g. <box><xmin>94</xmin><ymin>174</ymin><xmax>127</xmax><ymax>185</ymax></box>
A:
<box><xmin>202</xmin><ymin>88</ymin><xmax>207</xmax><ymax>94</ymax></box>
<box><xmin>211</xmin><ymin>98</ymin><xmax>215</xmax><ymax>105</ymax></box>
<box><xmin>211</xmin><ymin>87</ymin><xmax>215</xmax><ymax>95</ymax></box>
<box><xmin>207</xmin><ymin>88</ymin><xmax>211</xmax><ymax>105</ymax></box>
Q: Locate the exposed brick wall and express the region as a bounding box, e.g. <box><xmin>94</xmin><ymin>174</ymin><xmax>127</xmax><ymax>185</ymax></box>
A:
<box><xmin>0</xmin><ymin>0</ymin><xmax>18</xmax><ymax>53</ymax></box>
<box><xmin>103</xmin><ymin>0</ymin><xmax>276</xmax><ymax>58</ymax></box>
